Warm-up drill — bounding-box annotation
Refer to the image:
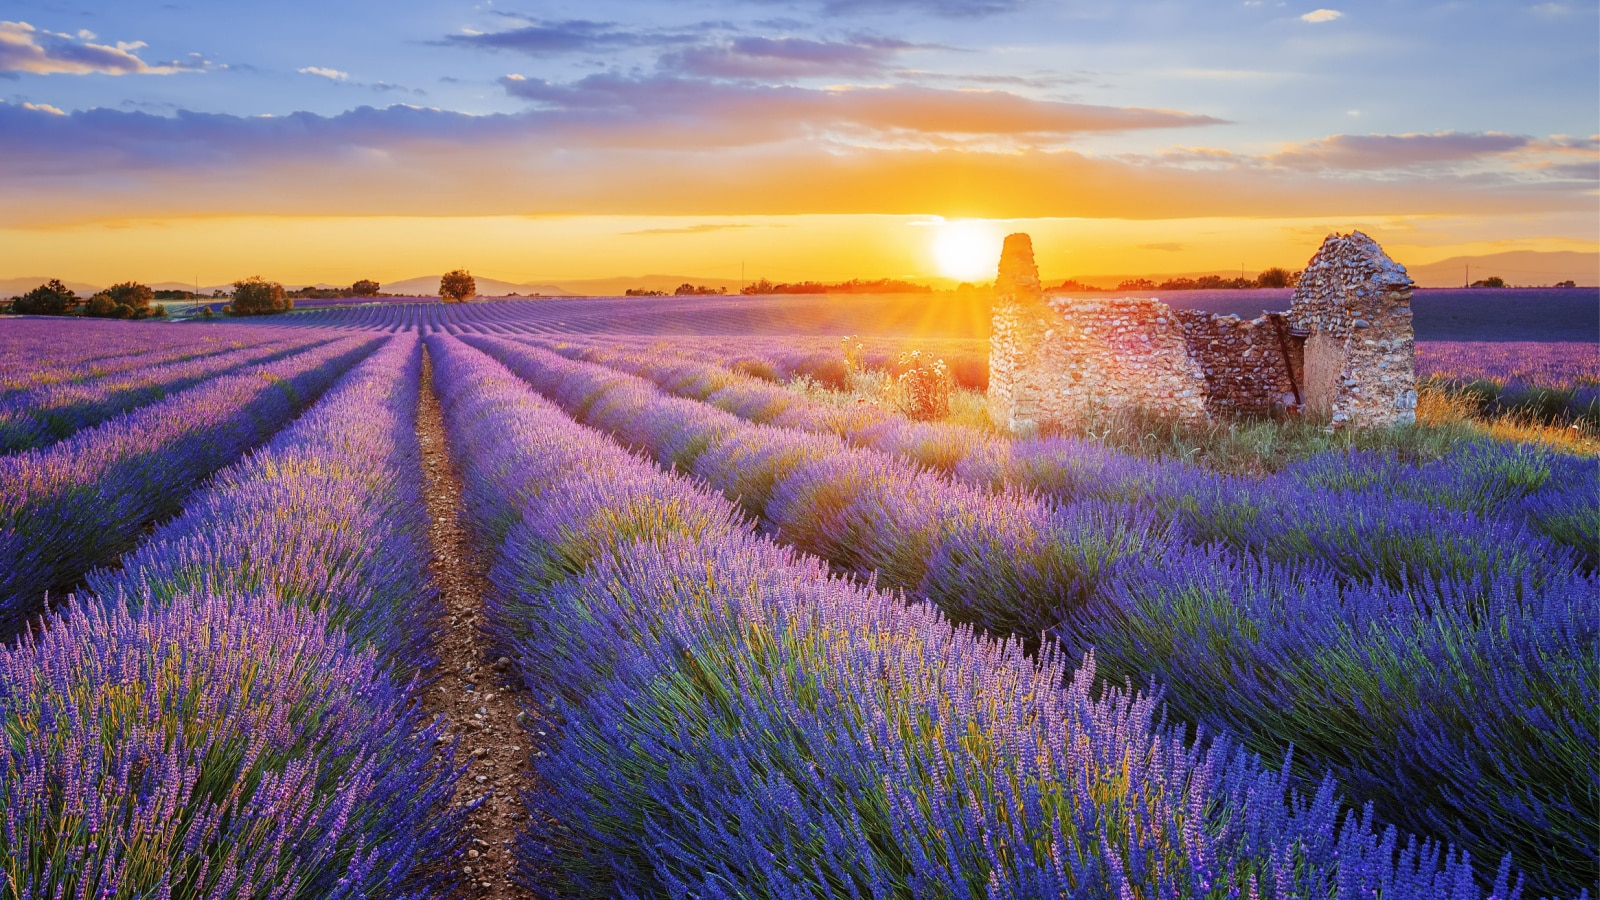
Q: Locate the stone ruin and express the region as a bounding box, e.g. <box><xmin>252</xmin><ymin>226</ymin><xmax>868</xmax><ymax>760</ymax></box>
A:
<box><xmin>988</xmin><ymin>230</ymin><xmax>1418</xmax><ymax>432</ymax></box>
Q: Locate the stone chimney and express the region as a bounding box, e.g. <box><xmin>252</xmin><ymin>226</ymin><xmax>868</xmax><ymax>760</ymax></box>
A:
<box><xmin>996</xmin><ymin>233</ymin><xmax>1042</xmax><ymax>301</ymax></box>
<box><xmin>988</xmin><ymin>233</ymin><xmax>1049</xmax><ymax>431</ymax></box>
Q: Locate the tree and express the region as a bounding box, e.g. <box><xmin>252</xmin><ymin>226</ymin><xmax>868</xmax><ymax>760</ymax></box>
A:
<box><xmin>13</xmin><ymin>279</ymin><xmax>79</xmax><ymax>316</ymax></box>
<box><xmin>86</xmin><ymin>282</ymin><xmax>155</xmax><ymax>318</ymax></box>
<box><xmin>1256</xmin><ymin>267</ymin><xmax>1295</xmax><ymax>289</ymax></box>
<box><xmin>1470</xmin><ymin>276</ymin><xmax>1506</xmax><ymax>289</ymax></box>
<box><xmin>351</xmin><ymin>279</ymin><xmax>381</xmax><ymax>297</ymax></box>
<box><xmin>440</xmin><ymin>270</ymin><xmax>476</xmax><ymax>303</ymax></box>
<box><xmin>229</xmin><ymin>276</ymin><xmax>291</xmax><ymax>315</ymax></box>
<box><xmin>85</xmin><ymin>294</ymin><xmax>118</xmax><ymax>318</ymax></box>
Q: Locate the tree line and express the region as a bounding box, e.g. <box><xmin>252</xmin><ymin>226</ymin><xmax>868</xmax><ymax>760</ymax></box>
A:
<box><xmin>740</xmin><ymin>277</ymin><xmax>933</xmax><ymax>296</ymax></box>
<box><xmin>5</xmin><ymin>280</ymin><xmax>167</xmax><ymax>319</ymax></box>
<box><xmin>3</xmin><ymin>273</ymin><xmax>478</xmax><ymax>319</ymax></box>
<box><xmin>1056</xmin><ymin>267</ymin><xmax>1303</xmax><ymax>293</ymax></box>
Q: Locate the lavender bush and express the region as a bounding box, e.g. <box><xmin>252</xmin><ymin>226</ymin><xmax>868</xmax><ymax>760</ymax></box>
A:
<box><xmin>85</xmin><ymin>335</ymin><xmax>442</xmax><ymax>673</ymax></box>
<box><xmin>460</xmin><ymin>333</ymin><xmax>1592</xmax><ymax>897</ymax></box>
<box><xmin>0</xmin><ymin>319</ymin><xmax>295</xmax><ymax>395</ymax></box>
<box><xmin>0</xmin><ymin>335</ymin><xmax>327</xmax><ymax>452</ymax></box>
<box><xmin>426</xmin><ymin>332</ymin><xmax>1520</xmax><ymax>900</ymax></box>
<box><xmin>0</xmin><ymin>593</ymin><xmax>460</xmax><ymax>899</ymax></box>
<box><xmin>1065</xmin><ymin>547</ymin><xmax>1598</xmax><ymax>896</ymax></box>
<box><xmin>0</xmin><ymin>336</ymin><xmax>377</xmax><ymax>640</ymax></box>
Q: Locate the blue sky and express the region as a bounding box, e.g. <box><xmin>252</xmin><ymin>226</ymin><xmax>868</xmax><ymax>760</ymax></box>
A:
<box><xmin>2</xmin><ymin>0</ymin><xmax>1596</xmax><ymax>284</ymax></box>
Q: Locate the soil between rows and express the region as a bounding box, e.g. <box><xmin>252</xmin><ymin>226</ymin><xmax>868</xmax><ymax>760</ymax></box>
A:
<box><xmin>417</xmin><ymin>349</ymin><xmax>540</xmax><ymax>900</ymax></box>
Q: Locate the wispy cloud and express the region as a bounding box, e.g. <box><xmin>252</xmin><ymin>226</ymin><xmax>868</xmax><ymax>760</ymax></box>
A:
<box><xmin>891</xmin><ymin>69</ymin><xmax>1089</xmax><ymax>89</ymax></box>
<box><xmin>441</xmin><ymin>19</ymin><xmax>697</xmax><ymax>56</ymax></box>
<box><xmin>806</xmin><ymin>0</ymin><xmax>1025</xmax><ymax>17</ymax></box>
<box><xmin>624</xmin><ymin>223</ymin><xmax>755</xmax><ymax>235</ymax></box>
<box><xmin>0</xmin><ymin>102</ymin><xmax>1588</xmax><ymax>229</ymax></box>
<box><xmin>1299</xmin><ymin>9</ymin><xmax>1343</xmax><ymax>22</ymax></box>
<box><xmin>0</xmin><ymin>20</ymin><xmax>192</xmax><ymax>75</ymax></box>
<box><xmin>499</xmin><ymin>73</ymin><xmax>1225</xmax><ymax>146</ymax></box>
<box><xmin>660</xmin><ymin>37</ymin><xmax>923</xmax><ymax>80</ymax></box>
<box><xmin>298</xmin><ymin>66</ymin><xmax>348</xmax><ymax>81</ymax></box>
<box><xmin>1270</xmin><ymin>131</ymin><xmax>1529</xmax><ymax>170</ymax></box>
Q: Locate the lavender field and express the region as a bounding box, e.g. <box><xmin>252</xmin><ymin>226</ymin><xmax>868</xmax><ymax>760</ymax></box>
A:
<box><xmin>0</xmin><ymin>304</ymin><xmax>1595</xmax><ymax>899</ymax></box>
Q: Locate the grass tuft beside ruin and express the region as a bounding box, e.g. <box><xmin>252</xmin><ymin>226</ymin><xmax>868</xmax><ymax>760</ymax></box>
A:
<box><xmin>787</xmin><ymin>374</ymin><xmax>1598</xmax><ymax>476</ymax></box>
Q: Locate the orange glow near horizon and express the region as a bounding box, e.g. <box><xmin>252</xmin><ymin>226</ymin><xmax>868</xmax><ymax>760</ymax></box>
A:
<box><xmin>1</xmin><ymin>212</ymin><xmax>1595</xmax><ymax>291</ymax></box>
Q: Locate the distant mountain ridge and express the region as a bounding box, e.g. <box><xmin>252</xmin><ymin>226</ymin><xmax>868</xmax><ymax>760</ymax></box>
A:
<box><xmin>1402</xmin><ymin>251</ymin><xmax>1598</xmax><ymax>288</ymax></box>
<box><xmin>4</xmin><ymin>250</ymin><xmax>1593</xmax><ymax>300</ymax></box>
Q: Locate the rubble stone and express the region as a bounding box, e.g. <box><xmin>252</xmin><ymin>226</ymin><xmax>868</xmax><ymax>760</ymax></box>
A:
<box><xmin>988</xmin><ymin>230</ymin><xmax>1417</xmax><ymax>431</ymax></box>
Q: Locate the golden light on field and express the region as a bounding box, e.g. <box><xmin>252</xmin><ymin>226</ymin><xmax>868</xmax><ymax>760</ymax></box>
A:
<box><xmin>931</xmin><ymin>221</ymin><xmax>1005</xmax><ymax>282</ymax></box>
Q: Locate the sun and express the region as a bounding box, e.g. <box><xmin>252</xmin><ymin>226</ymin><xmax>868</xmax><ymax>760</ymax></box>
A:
<box><xmin>931</xmin><ymin>221</ymin><xmax>1004</xmax><ymax>282</ymax></box>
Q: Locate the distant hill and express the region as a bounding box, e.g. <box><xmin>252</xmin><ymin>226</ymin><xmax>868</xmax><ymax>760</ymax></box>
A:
<box><xmin>0</xmin><ymin>277</ymin><xmax>103</xmax><ymax>298</ymax></box>
<box><xmin>8</xmin><ymin>249</ymin><xmax>1592</xmax><ymax>302</ymax></box>
<box><xmin>1047</xmin><ymin>252</ymin><xmax>1597</xmax><ymax>291</ymax></box>
<box><xmin>1402</xmin><ymin>251</ymin><xmax>1598</xmax><ymax>288</ymax></box>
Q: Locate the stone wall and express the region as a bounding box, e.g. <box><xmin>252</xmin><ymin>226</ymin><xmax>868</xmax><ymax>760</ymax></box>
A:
<box><xmin>989</xmin><ymin>235</ymin><xmax>1207</xmax><ymax>432</ymax></box>
<box><xmin>1285</xmin><ymin>231</ymin><xmax>1417</xmax><ymax>427</ymax></box>
<box><xmin>988</xmin><ymin>229</ymin><xmax>1416</xmax><ymax>432</ymax></box>
<box><xmin>1176</xmin><ymin>310</ymin><xmax>1302</xmax><ymax>418</ymax></box>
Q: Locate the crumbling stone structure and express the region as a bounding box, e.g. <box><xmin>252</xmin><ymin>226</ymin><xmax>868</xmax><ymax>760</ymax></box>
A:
<box><xmin>989</xmin><ymin>230</ymin><xmax>1417</xmax><ymax>432</ymax></box>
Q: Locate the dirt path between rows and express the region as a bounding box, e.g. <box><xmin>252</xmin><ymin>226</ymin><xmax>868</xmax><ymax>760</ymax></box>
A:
<box><xmin>417</xmin><ymin>349</ymin><xmax>539</xmax><ymax>900</ymax></box>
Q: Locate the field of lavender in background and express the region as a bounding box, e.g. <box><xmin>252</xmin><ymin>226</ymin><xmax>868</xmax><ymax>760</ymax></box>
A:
<box><xmin>0</xmin><ymin>298</ymin><xmax>1595</xmax><ymax>899</ymax></box>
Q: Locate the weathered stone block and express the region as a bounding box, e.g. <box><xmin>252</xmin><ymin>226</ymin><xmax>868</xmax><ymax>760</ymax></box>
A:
<box><xmin>989</xmin><ymin>230</ymin><xmax>1416</xmax><ymax>432</ymax></box>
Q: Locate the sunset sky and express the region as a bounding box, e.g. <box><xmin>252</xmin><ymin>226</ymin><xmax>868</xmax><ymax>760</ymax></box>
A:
<box><xmin>2</xmin><ymin>0</ymin><xmax>1596</xmax><ymax>288</ymax></box>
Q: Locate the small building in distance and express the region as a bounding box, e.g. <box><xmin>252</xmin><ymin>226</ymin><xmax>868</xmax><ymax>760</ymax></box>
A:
<box><xmin>988</xmin><ymin>231</ymin><xmax>1417</xmax><ymax>432</ymax></box>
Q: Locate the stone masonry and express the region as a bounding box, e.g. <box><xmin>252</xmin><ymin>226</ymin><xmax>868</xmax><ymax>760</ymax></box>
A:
<box><xmin>988</xmin><ymin>230</ymin><xmax>1417</xmax><ymax>432</ymax></box>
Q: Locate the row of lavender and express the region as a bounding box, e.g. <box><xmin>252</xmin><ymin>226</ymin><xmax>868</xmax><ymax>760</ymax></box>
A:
<box><xmin>1419</xmin><ymin>341</ymin><xmax>1600</xmax><ymax>425</ymax></box>
<box><xmin>0</xmin><ymin>318</ymin><xmax>314</xmax><ymax>394</ymax></box>
<box><xmin>466</xmin><ymin>334</ymin><xmax>1596</xmax><ymax>897</ymax></box>
<box><xmin>1</xmin><ymin>336</ymin><xmax>463</xmax><ymax>896</ymax></box>
<box><xmin>429</xmin><ymin>331</ymin><xmax>1512</xmax><ymax>899</ymax></box>
<box><xmin>222</xmin><ymin>298</ymin><xmax>1600</xmax><ymax>425</ymax></box>
<box><xmin>559</xmin><ymin>333</ymin><xmax>1600</xmax><ymax>423</ymax></box>
<box><xmin>0</xmin><ymin>334</ymin><xmax>332</xmax><ymax>452</ymax></box>
<box><xmin>0</xmin><ymin>335</ymin><xmax>378</xmax><ymax>640</ymax></box>
<box><xmin>538</xmin><ymin>337</ymin><xmax>1595</xmax><ymax>569</ymax></box>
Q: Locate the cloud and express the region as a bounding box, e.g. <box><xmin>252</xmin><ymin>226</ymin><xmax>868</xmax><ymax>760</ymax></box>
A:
<box><xmin>499</xmin><ymin>73</ymin><xmax>1224</xmax><ymax>145</ymax></box>
<box><xmin>624</xmin><ymin>223</ymin><xmax>755</xmax><ymax>235</ymax></box>
<box><xmin>371</xmin><ymin>81</ymin><xmax>426</xmax><ymax>95</ymax></box>
<box><xmin>660</xmin><ymin>37</ymin><xmax>921</xmax><ymax>80</ymax></box>
<box><xmin>1299</xmin><ymin>9</ymin><xmax>1343</xmax><ymax>22</ymax></box>
<box><xmin>0</xmin><ymin>102</ymin><xmax>1588</xmax><ymax>230</ymax></box>
<box><xmin>298</xmin><ymin>66</ymin><xmax>349</xmax><ymax>81</ymax></box>
<box><xmin>1271</xmin><ymin>131</ymin><xmax>1530</xmax><ymax>170</ymax></box>
<box><xmin>442</xmin><ymin>19</ymin><xmax>696</xmax><ymax>56</ymax></box>
<box><xmin>891</xmin><ymin>69</ymin><xmax>1088</xmax><ymax>89</ymax></box>
<box><xmin>808</xmin><ymin>0</ymin><xmax>1024</xmax><ymax>16</ymax></box>
<box><xmin>0</xmin><ymin>20</ymin><xmax>188</xmax><ymax>75</ymax></box>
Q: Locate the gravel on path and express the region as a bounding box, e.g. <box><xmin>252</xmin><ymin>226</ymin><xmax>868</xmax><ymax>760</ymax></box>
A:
<box><xmin>417</xmin><ymin>349</ymin><xmax>541</xmax><ymax>900</ymax></box>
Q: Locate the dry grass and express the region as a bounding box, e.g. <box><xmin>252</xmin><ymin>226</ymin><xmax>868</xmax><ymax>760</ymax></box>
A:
<box><xmin>788</xmin><ymin>374</ymin><xmax>1597</xmax><ymax>475</ymax></box>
